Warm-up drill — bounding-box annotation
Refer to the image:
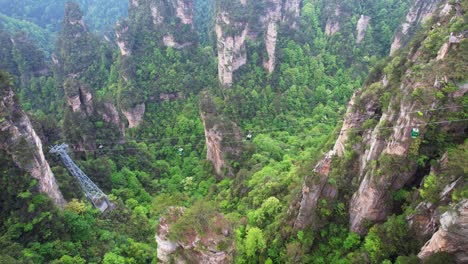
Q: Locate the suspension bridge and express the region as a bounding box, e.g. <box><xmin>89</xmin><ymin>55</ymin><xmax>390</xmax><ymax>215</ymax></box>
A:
<box><xmin>50</xmin><ymin>143</ymin><xmax>113</xmax><ymax>212</ymax></box>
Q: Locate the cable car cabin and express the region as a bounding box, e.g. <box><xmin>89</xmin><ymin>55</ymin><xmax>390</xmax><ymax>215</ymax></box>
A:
<box><xmin>177</xmin><ymin>147</ymin><xmax>184</xmax><ymax>156</ymax></box>
<box><xmin>411</xmin><ymin>128</ymin><xmax>420</xmax><ymax>139</ymax></box>
<box><xmin>246</xmin><ymin>133</ymin><xmax>253</xmax><ymax>141</ymax></box>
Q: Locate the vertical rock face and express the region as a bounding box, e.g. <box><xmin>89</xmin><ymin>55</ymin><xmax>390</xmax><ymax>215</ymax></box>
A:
<box><xmin>199</xmin><ymin>93</ymin><xmax>242</xmax><ymax>177</ymax></box>
<box><xmin>0</xmin><ymin>74</ymin><xmax>66</xmax><ymax>207</ymax></box>
<box><xmin>291</xmin><ymin>5</ymin><xmax>467</xmax><ymax>234</ymax></box>
<box><xmin>174</xmin><ymin>0</ymin><xmax>194</xmax><ymax>25</ymax></box>
<box><xmin>263</xmin><ymin>0</ymin><xmax>283</xmax><ymax>74</ymax></box>
<box><xmin>200</xmin><ymin>111</ymin><xmax>242</xmax><ymax>177</ymax></box>
<box><xmin>215</xmin><ymin>0</ymin><xmax>249</xmax><ymax>86</ymax></box>
<box><xmin>215</xmin><ymin>0</ymin><xmax>302</xmax><ymax>85</ymax></box>
<box><xmin>127</xmin><ymin>0</ymin><xmax>196</xmax><ymax>48</ymax></box>
<box><xmin>116</xmin><ymin>22</ymin><xmax>132</xmax><ymax>57</ymax></box>
<box><xmin>155</xmin><ymin>207</ymin><xmax>234</xmax><ymax>263</ymax></box>
<box><xmin>282</xmin><ymin>0</ymin><xmax>301</xmax><ymax>27</ymax></box>
<box><xmin>356</xmin><ymin>15</ymin><xmax>371</xmax><ymax>44</ymax></box>
<box><xmin>122</xmin><ymin>103</ymin><xmax>145</xmax><ymax>128</ymax></box>
<box><xmin>418</xmin><ymin>200</ymin><xmax>468</xmax><ymax>263</ymax></box>
<box><xmin>390</xmin><ymin>0</ymin><xmax>443</xmax><ymax>55</ymax></box>
<box><xmin>64</xmin><ymin>77</ymin><xmax>94</xmax><ymax>115</ymax></box>
<box><xmin>324</xmin><ymin>5</ymin><xmax>341</xmax><ymax>36</ymax></box>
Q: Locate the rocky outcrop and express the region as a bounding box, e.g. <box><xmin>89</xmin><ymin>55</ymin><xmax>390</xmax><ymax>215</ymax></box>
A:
<box><xmin>122</xmin><ymin>103</ymin><xmax>145</xmax><ymax>128</ymax></box>
<box><xmin>200</xmin><ymin>92</ymin><xmax>242</xmax><ymax>177</ymax></box>
<box><xmin>437</xmin><ymin>32</ymin><xmax>463</xmax><ymax>60</ymax></box>
<box><xmin>163</xmin><ymin>34</ymin><xmax>193</xmax><ymax>49</ymax></box>
<box><xmin>174</xmin><ymin>0</ymin><xmax>194</xmax><ymax>25</ymax></box>
<box><xmin>215</xmin><ymin>1</ymin><xmax>249</xmax><ymax>86</ymax></box>
<box><xmin>64</xmin><ymin>77</ymin><xmax>94</xmax><ymax>115</ymax></box>
<box><xmin>282</xmin><ymin>0</ymin><xmax>301</xmax><ymax>27</ymax></box>
<box><xmin>325</xmin><ymin>5</ymin><xmax>341</xmax><ymax>36</ymax></box>
<box><xmin>356</xmin><ymin>15</ymin><xmax>371</xmax><ymax>44</ymax></box>
<box><xmin>263</xmin><ymin>0</ymin><xmax>283</xmax><ymax>73</ymax></box>
<box><xmin>127</xmin><ymin>0</ymin><xmax>195</xmax><ymax>48</ymax></box>
<box><xmin>215</xmin><ymin>0</ymin><xmax>302</xmax><ymax>85</ymax></box>
<box><xmin>156</xmin><ymin>207</ymin><xmax>234</xmax><ymax>263</ymax></box>
<box><xmin>390</xmin><ymin>0</ymin><xmax>443</xmax><ymax>55</ymax></box>
<box><xmin>293</xmin><ymin>96</ymin><xmax>360</xmax><ymax>229</ymax></box>
<box><xmin>292</xmin><ymin>8</ymin><xmax>467</xmax><ymax>234</ymax></box>
<box><xmin>0</xmin><ymin>75</ymin><xmax>66</xmax><ymax>207</ymax></box>
<box><xmin>418</xmin><ymin>200</ymin><xmax>468</xmax><ymax>263</ymax></box>
<box><xmin>200</xmin><ymin>111</ymin><xmax>242</xmax><ymax>177</ymax></box>
<box><xmin>116</xmin><ymin>22</ymin><xmax>132</xmax><ymax>57</ymax></box>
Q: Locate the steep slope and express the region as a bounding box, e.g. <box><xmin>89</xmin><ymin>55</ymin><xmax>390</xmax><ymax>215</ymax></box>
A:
<box><xmin>390</xmin><ymin>0</ymin><xmax>444</xmax><ymax>55</ymax></box>
<box><xmin>0</xmin><ymin>71</ymin><xmax>66</xmax><ymax>207</ymax></box>
<box><xmin>291</xmin><ymin>1</ymin><xmax>466</xmax><ymax>261</ymax></box>
<box><xmin>215</xmin><ymin>0</ymin><xmax>301</xmax><ymax>86</ymax></box>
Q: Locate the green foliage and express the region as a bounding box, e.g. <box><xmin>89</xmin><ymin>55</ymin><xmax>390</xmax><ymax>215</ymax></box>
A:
<box><xmin>363</xmin><ymin>215</ymin><xmax>417</xmax><ymax>263</ymax></box>
<box><xmin>244</xmin><ymin>227</ymin><xmax>266</xmax><ymax>258</ymax></box>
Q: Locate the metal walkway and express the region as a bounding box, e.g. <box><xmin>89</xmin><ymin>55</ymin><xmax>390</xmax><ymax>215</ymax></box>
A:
<box><xmin>50</xmin><ymin>144</ymin><xmax>113</xmax><ymax>212</ymax></box>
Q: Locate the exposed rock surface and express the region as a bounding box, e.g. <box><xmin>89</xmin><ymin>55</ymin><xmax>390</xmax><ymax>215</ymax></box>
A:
<box><xmin>418</xmin><ymin>200</ymin><xmax>468</xmax><ymax>263</ymax></box>
<box><xmin>127</xmin><ymin>0</ymin><xmax>195</xmax><ymax>48</ymax></box>
<box><xmin>390</xmin><ymin>0</ymin><xmax>443</xmax><ymax>55</ymax></box>
<box><xmin>437</xmin><ymin>32</ymin><xmax>464</xmax><ymax>60</ymax></box>
<box><xmin>215</xmin><ymin>0</ymin><xmax>302</xmax><ymax>85</ymax></box>
<box><xmin>122</xmin><ymin>103</ymin><xmax>145</xmax><ymax>128</ymax></box>
<box><xmin>199</xmin><ymin>92</ymin><xmax>242</xmax><ymax>177</ymax></box>
<box><xmin>115</xmin><ymin>22</ymin><xmax>131</xmax><ymax>57</ymax></box>
<box><xmin>215</xmin><ymin>1</ymin><xmax>249</xmax><ymax>86</ymax></box>
<box><xmin>156</xmin><ymin>207</ymin><xmax>234</xmax><ymax>263</ymax></box>
<box><xmin>174</xmin><ymin>0</ymin><xmax>194</xmax><ymax>25</ymax></box>
<box><xmin>282</xmin><ymin>0</ymin><xmax>301</xmax><ymax>27</ymax></box>
<box><xmin>292</xmin><ymin>9</ymin><xmax>467</xmax><ymax>234</ymax></box>
<box><xmin>356</xmin><ymin>15</ymin><xmax>371</xmax><ymax>44</ymax></box>
<box><xmin>64</xmin><ymin>77</ymin><xmax>94</xmax><ymax>115</ymax></box>
<box><xmin>0</xmin><ymin>76</ymin><xmax>66</xmax><ymax>207</ymax></box>
<box><xmin>263</xmin><ymin>0</ymin><xmax>283</xmax><ymax>73</ymax></box>
<box><xmin>325</xmin><ymin>5</ymin><xmax>341</xmax><ymax>36</ymax></box>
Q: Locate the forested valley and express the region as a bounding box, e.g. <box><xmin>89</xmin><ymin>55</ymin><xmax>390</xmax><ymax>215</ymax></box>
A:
<box><xmin>0</xmin><ymin>0</ymin><xmax>466</xmax><ymax>263</ymax></box>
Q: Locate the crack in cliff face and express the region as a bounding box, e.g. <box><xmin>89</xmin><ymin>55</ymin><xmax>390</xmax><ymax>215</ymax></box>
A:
<box><xmin>0</xmin><ymin>76</ymin><xmax>66</xmax><ymax>208</ymax></box>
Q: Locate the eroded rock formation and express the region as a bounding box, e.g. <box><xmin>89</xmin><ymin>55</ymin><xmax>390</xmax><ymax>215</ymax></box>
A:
<box><xmin>122</xmin><ymin>103</ymin><xmax>145</xmax><ymax>128</ymax></box>
<box><xmin>356</xmin><ymin>15</ymin><xmax>371</xmax><ymax>44</ymax></box>
<box><xmin>390</xmin><ymin>0</ymin><xmax>443</xmax><ymax>55</ymax></box>
<box><xmin>155</xmin><ymin>207</ymin><xmax>234</xmax><ymax>263</ymax></box>
<box><xmin>199</xmin><ymin>92</ymin><xmax>242</xmax><ymax>177</ymax></box>
<box><xmin>215</xmin><ymin>0</ymin><xmax>302</xmax><ymax>85</ymax></box>
<box><xmin>215</xmin><ymin>1</ymin><xmax>249</xmax><ymax>86</ymax></box>
<box><xmin>292</xmin><ymin>8</ymin><xmax>467</xmax><ymax>234</ymax></box>
<box><xmin>64</xmin><ymin>77</ymin><xmax>94</xmax><ymax>115</ymax></box>
<box><xmin>0</xmin><ymin>75</ymin><xmax>66</xmax><ymax>207</ymax></box>
<box><xmin>418</xmin><ymin>200</ymin><xmax>468</xmax><ymax>263</ymax></box>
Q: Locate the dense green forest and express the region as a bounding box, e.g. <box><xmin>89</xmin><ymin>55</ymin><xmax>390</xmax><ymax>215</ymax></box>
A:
<box><xmin>0</xmin><ymin>0</ymin><xmax>467</xmax><ymax>263</ymax></box>
<box><xmin>0</xmin><ymin>0</ymin><xmax>128</xmax><ymax>54</ymax></box>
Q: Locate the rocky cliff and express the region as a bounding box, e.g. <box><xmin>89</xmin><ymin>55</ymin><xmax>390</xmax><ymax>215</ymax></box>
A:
<box><xmin>127</xmin><ymin>0</ymin><xmax>195</xmax><ymax>49</ymax></box>
<box><xmin>215</xmin><ymin>0</ymin><xmax>302</xmax><ymax>86</ymax></box>
<box><xmin>64</xmin><ymin>77</ymin><xmax>94</xmax><ymax>116</ymax></box>
<box><xmin>292</xmin><ymin>0</ymin><xmax>467</xmax><ymax>242</ymax></box>
<box><xmin>390</xmin><ymin>0</ymin><xmax>444</xmax><ymax>55</ymax></box>
<box><xmin>215</xmin><ymin>0</ymin><xmax>249</xmax><ymax>86</ymax></box>
<box><xmin>155</xmin><ymin>206</ymin><xmax>234</xmax><ymax>263</ymax></box>
<box><xmin>200</xmin><ymin>92</ymin><xmax>242</xmax><ymax>177</ymax></box>
<box><xmin>0</xmin><ymin>72</ymin><xmax>66</xmax><ymax>207</ymax></box>
<box><xmin>418</xmin><ymin>200</ymin><xmax>468</xmax><ymax>262</ymax></box>
<box><xmin>115</xmin><ymin>0</ymin><xmax>197</xmax><ymax>127</ymax></box>
<box><xmin>356</xmin><ymin>15</ymin><xmax>371</xmax><ymax>44</ymax></box>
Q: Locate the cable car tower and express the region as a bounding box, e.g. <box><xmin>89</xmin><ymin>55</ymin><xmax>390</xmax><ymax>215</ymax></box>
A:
<box><xmin>50</xmin><ymin>143</ymin><xmax>113</xmax><ymax>212</ymax></box>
